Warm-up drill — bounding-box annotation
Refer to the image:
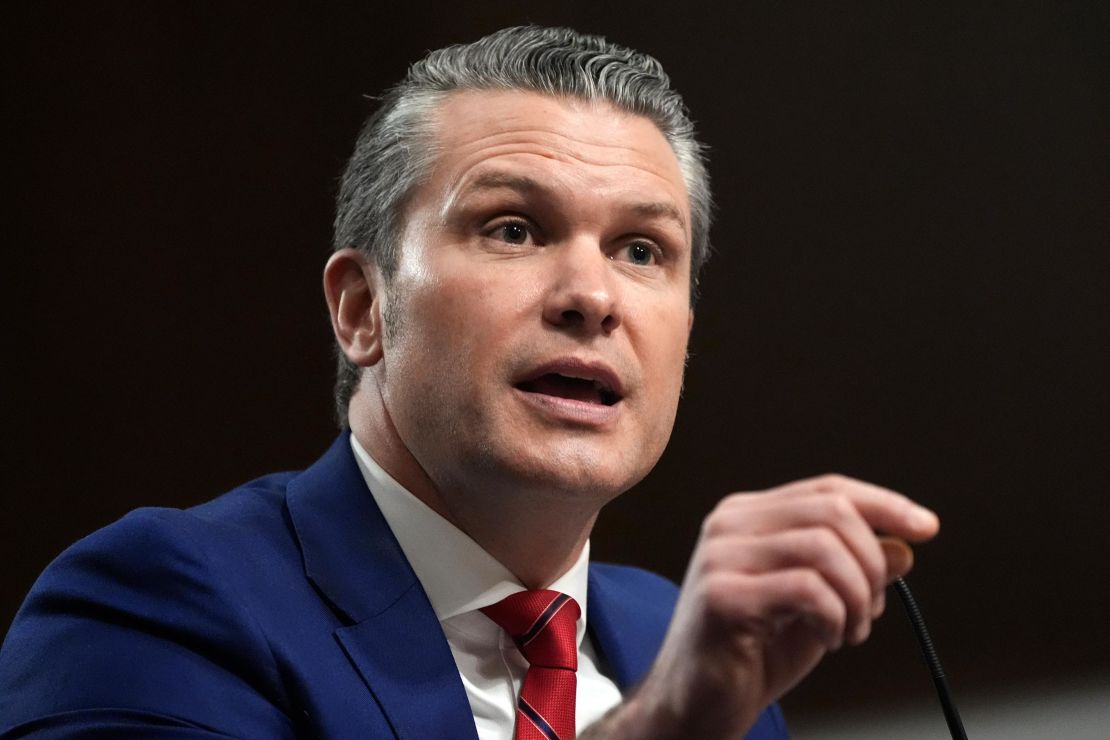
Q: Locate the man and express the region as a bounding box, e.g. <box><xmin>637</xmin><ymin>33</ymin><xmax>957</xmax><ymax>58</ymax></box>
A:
<box><xmin>0</xmin><ymin>26</ymin><xmax>938</xmax><ymax>738</ymax></box>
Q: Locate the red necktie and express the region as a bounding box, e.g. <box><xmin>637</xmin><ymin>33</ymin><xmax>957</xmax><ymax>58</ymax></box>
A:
<box><xmin>481</xmin><ymin>590</ymin><xmax>581</xmax><ymax>740</ymax></box>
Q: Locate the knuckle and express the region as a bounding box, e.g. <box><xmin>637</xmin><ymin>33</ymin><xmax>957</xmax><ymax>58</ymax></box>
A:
<box><xmin>814</xmin><ymin>473</ymin><xmax>848</xmax><ymax>491</ymax></box>
<box><xmin>700</xmin><ymin>573</ymin><xmax>740</xmax><ymax>614</ymax></box>
<box><xmin>701</xmin><ymin>510</ymin><xmax>726</xmax><ymax>538</ymax></box>
<box><xmin>701</xmin><ymin>494</ymin><xmax>747</xmax><ymax>537</ymax></box>
<box><xmin>695</xmin><ymin>541</ymin><xmax>726</xmax><ymax>575</ymax></box>
<box><xmin>825</xmin><ymin>494</ymin><xmax>856</xmax><ymax>521</ymax></box>
<box><xmin>788</xmin><ymin>569</ymin><xmax>824</xmax><ymax>601</ymax></box>
<box><xmin>794</xmin><ymin>571</ymin><xmax>844</xmax><ymax>630</ymax></box>
<box><xmin>719</xmin><ymin>491</ymin><xmax>752</xmax><ymax>510</ymax></box>
<box><xmin>810</xmin><ymin>527</ymin><xmax>840</xmax><ymax>554</ymax></box>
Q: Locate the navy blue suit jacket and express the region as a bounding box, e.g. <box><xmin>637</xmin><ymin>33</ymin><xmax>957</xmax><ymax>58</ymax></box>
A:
<box><xmin>1</xmin><ymin>435</ymin><xmax>788</xmax><ymax>738</ymax></box>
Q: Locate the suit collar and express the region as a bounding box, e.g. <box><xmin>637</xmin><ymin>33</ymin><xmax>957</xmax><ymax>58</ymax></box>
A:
<box><xmin>286</xmin><ymin>433</ymin><xmax>478</xmax><ymax>739</ymax></box>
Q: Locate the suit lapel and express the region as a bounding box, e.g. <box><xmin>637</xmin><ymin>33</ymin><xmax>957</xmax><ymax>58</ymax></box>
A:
<box><xmin>286</xmin><ymin>434</ymin><xmax>478</xmax><ymax>740</ymax></box>
<box><xmin>586</xmin><ymin>565</ymin><xmax>676</xmax><ymax>690</ymax></box>
<box><xmin>334</xmin><ymin>590</ymin><xmax>478</xmax><ymax>739</ymax></box>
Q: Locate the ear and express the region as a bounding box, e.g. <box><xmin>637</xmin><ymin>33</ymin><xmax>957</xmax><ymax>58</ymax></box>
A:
<box><xmin>323</xmin><ymin>248</ymin><xmax>385</xmax><ymax>368</ymax></box>
<box><xmin>688</xmin><ymin>308</ymin><xmax>695</xmax><ymax>331</ymax></box>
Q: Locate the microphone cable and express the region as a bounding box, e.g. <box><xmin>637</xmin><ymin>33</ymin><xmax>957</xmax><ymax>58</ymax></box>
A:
<box><xmin>893</xmin><ymin>577</ymin><xmax>968</xmax><ymax>739</ymax></box>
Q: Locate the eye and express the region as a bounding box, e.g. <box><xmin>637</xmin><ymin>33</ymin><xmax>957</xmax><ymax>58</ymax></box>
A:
<box><xmin>486</xmin><ymin>219</ymin><xmax>534</xmax><ymax>245</ymax></box>
<box><xmin>616</xmin><ymin>240</ymin><xmax>660</xmax><ymax>266</ymax></box>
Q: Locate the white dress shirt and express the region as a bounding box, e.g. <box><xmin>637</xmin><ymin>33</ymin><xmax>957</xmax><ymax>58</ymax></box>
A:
<box><xmin>349</xmin><ymin>436</ymin><xmax>624</xmax><ymax>739</ymax></box>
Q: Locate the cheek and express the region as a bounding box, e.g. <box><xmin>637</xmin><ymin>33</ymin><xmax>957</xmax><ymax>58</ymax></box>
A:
<box><xmin>640</xmin><ymin>307</ymin><xmax>691</xmax><ymax>385</ymax></box>
<box><xmin>400</xmin><ymin>267</ymin><xmax>535</xmax><ymax>372</ymax></box>
<box><xmin>639</xmin><ymin>313</ymin><xmax>691</xmax><ymax>435</ymax></box>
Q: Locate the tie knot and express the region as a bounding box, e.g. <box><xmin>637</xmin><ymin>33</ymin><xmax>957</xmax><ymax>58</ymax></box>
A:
<box><xmin>481</xmin><ymin>590</ymin><xmax>580</xmax><ymax>671</ymax></box>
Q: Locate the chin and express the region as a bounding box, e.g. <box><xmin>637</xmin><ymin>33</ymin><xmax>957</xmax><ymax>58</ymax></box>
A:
<box><xmin>497</xmin><ymin>440</ymin><xmax>651</xmax><ymax>502</ymax></box>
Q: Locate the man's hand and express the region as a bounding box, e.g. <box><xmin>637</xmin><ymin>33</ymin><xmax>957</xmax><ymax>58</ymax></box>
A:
<box><xmin>585</xmin><ymin>474</ymin><xmax>940</xmax><ymax>739</ymax></box>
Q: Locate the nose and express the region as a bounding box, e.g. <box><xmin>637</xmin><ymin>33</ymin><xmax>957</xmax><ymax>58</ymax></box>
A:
<box><xmin>541</xmin><ymin>239</ymin><xmax>622</xmax><ymax>335</ymax></box>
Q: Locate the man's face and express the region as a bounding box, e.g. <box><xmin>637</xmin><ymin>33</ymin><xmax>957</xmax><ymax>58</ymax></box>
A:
<box><xmin>376</xmin><ymin>89</ymin><xmax>693</xmax><ymax>504</ymax></box>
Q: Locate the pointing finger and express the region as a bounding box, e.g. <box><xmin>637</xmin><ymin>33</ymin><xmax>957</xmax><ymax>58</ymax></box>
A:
<box><xmin>792</xmin><ymin>475</ymin><xmax>940</xmax><ymax>542</ymax></box>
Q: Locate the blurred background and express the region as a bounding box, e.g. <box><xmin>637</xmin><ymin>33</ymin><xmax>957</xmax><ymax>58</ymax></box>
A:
<box><xmin>4</xmin><ymin>2</ymin><xmax>1108</xmax><ymax>736</ymax></box>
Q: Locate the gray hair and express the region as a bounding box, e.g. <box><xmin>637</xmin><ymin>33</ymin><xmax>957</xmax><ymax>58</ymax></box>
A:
<box><xmin>332</xmin><ymin>25</ymin><xmax>713</xmax><ymax>425</ymax></box>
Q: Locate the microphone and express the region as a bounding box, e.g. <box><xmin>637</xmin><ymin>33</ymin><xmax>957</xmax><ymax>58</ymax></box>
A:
<box><xmin>894</xmin><ymin>577</ymin><xmax>968</xmax><ymax>739</ymax></box>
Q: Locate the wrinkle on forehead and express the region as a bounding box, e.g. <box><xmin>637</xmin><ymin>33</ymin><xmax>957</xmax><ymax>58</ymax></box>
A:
<box><xmin>433</xmin><ymin>91</ymin><xmax>681</xmax><ymax>170</ymax></box>
<box><xmin>422</xmin><ymin>89</ymin><xmax>691</xmax><ymax>231</ymax></box>
<box><xmin>449</xmin><ymin>137</ymin><xmax>681</xmax><ymax>184</ymax></box>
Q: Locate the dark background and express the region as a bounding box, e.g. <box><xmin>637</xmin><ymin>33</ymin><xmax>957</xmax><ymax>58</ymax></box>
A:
<box><xmin>5</xmin><ymin>1</ymin><xmax>1108</xmax><ymax>723</ymax></box>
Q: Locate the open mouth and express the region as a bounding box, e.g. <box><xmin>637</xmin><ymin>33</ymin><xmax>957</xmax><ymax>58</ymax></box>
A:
<box><xmin>516</xmin><ymin>373</ymin><xmax>621</xmax><ymax>407</ymax></box>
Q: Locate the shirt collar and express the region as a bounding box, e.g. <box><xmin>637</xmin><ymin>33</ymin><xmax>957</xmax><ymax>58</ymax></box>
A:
<box><xmin>349</xmin><ymin>435</ymin><xmax>591</xmax><ymax>642</ymax></box>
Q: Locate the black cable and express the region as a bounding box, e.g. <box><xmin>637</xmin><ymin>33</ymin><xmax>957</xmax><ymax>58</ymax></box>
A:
<box><xmin>892</xmin><ymin>577</ymin><xmax>968</xmax><ymax>739</ymax></box>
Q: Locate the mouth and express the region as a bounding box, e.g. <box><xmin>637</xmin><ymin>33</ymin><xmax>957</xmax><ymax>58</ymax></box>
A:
<box><xmin>514</xmin><ymin>361</ymin><xmax>623</xmax><ymax>407</ymax></box>
<box><xmin>516</xmin><ymin>374</ymin><xmax>620</xmax><ymax>406</ymax></box>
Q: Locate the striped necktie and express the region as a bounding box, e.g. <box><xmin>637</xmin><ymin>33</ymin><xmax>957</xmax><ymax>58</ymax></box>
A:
<box><xmin>481</xmin><ymin>590</ymin><xmax>581</xmax><ymax>740</ymax></box>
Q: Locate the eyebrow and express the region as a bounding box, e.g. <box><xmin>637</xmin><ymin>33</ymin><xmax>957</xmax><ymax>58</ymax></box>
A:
<box><xmin>456</xmin><ymin>171</ymin><xmax>688</xmax><ymax>234</ymax></box>
<box><xmin>464</xmin><ymin>171</ymin><xmax>545</xmax><ymax>194</ymax></box>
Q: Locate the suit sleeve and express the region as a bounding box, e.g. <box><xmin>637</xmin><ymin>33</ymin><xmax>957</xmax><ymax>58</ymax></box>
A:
<box><xmin>0</xmin><ymin>509</ymin><xmax>295</xmax><ymax>738</ymax></box>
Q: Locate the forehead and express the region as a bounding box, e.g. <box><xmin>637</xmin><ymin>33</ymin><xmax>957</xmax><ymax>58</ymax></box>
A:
<box><xmin>419</xmin><ymin>89</ymin><xmax>690</xmax><ymax>232</ymax></box>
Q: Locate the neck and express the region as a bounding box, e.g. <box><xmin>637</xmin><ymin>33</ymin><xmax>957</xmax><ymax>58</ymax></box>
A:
<box><xmin>448</xmin><ymin>498</ymin><xmax>597</xmax><ymax>589</ymax></box>
<box><xmin>349</xmin><ymin>388</ymin><xmax>598</xmax><ymax>589</ymax></box>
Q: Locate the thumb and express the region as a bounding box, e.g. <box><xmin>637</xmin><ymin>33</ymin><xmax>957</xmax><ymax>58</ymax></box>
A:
<box><xmin>880</xmin><ymin>536</ymin><xmax>915</xmax><ymax>582</ymax></box>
